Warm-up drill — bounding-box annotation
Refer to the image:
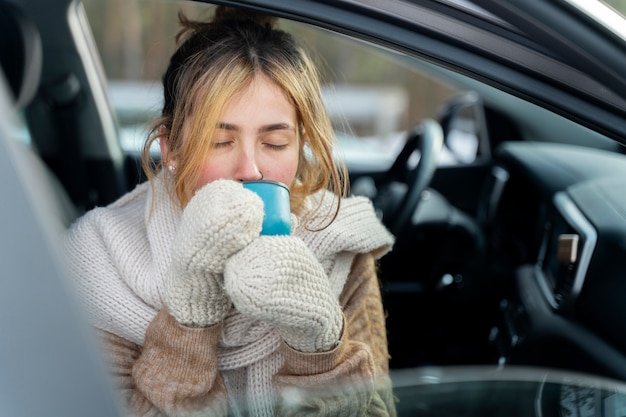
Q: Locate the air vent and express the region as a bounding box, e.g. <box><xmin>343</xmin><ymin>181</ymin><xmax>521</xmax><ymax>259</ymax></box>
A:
<box><xmin>552</xmin><ymin>235</ymin><xmax>578</xmax><ymax>307</ymax></box>
<box><xmin>553</xmin><ymin>277</ymin><xmax>573</xmax><ymax>306</ymax></box>
<box><xmin>536</xmin><ymin>193</ymin><xmax>596</xmax><ymax>311</ymax></box>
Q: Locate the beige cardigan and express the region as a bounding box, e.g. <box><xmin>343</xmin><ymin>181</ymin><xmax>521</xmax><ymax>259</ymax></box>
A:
<box><xmin>64</xmin><ymin>176</ymin><xmax>396</xmax><ymax>416</ymax></box>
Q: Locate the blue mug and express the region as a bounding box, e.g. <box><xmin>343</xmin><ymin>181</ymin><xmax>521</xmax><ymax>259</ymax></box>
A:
<box><xmin>242</xmin><ymin>180</ymin><xmax>291</xmax><ymax>236</ymax></box>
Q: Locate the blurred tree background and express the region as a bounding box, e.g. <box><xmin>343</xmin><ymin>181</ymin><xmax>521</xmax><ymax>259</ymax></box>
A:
<box><xmin>80</xmin><ymin>0</ymin><xmax>456</xmax><ymax>133</ymax></box>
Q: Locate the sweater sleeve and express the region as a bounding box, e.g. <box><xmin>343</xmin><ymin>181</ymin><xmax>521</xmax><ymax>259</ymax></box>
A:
<box><xmin>272</xmin><ymin>253</ymin><xmax>397</xmax><ymax>417</ymax></box>
<box><xmin>97</xmin><ymin>308</ymin><xmax>229</xmax><ymax>417</ymax></box>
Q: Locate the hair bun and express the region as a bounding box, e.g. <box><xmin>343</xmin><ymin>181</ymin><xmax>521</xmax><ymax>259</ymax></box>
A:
<box><xmin>213</xmin><ymin>6</ymin><xmax>278</xmax><ymax>28</ymax></box>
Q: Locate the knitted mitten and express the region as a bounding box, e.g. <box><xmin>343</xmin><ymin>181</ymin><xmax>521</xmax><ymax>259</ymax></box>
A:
<box><xmin>164</xmin><ymin>180</ymin><xmax>264</xmax><ymax>327</ymax></box>
<box><xmin>223</xmin><ymin>235</ymin><xmax>343</xmax><ymax>352</ymax></box>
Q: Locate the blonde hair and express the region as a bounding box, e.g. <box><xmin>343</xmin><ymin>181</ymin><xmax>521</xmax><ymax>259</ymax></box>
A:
<box><xmin>142</xmin><ymin>7</ymin><xmax>347</xmax><ymax>223</ymax></box>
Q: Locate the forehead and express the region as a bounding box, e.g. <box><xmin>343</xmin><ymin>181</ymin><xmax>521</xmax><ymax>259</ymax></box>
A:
<box><xmin>219</xmin><ymin>74</ymin><xmax>297</xmax><ymax>122</ymax></box>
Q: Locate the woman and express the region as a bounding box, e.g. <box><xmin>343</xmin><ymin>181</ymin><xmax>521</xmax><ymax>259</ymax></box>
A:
<box><xmin>64</xmin><ymin>6</ymin><xmax>395</xmax><ymax>416</ymax></box>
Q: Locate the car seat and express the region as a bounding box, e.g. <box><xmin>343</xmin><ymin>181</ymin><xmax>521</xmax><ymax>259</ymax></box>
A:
<box><xmin>0</xmin><ymin>0</ymin><xmax>78</xmax><ymax>228</ymax></box>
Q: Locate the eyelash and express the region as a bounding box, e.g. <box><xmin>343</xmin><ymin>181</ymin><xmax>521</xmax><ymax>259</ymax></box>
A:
<box><xmin>264</xmin><ymin>143</ymin><xmax>288</xmax><ymax>150</ymax></box>
<box><xmin>213</xmin><ymin>142</ymin><xmax>288</xmax><ymax>151</ymax></box>
<box><xmin>213</xmin><ymin>141</ymin><xmax>233</xmax><ymax>149</ymax></box>
<box><xmin>212</xmin><ymin>136</ymin><xmax>290</xmax><ymax>151</ymax></box>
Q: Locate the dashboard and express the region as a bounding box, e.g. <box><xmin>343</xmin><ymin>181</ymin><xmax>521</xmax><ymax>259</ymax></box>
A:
<box><xmin>488</xmin><ymin>141</ymin><xmax>626</xmax><ymax>379</ymax></box>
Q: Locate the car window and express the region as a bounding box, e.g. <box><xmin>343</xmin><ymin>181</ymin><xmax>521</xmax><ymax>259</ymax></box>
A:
<box><xmin>593</xmin><ymin>0</ymin><xmax>626</xmax><ymax>20</ymax></box>
<box><xmin>80</xmin><ymin>0</ymin><xmax>460</xmax><ymax>173</ymax></box>
<box><xmin>603</xmin><ymin>0</ymin><xmax>626</xmax><ymax>17</ymax></box>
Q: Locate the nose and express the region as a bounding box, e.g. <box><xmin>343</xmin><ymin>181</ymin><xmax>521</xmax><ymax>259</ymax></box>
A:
<box><xmin>234</xmin><ymin>147</ymin><xmax>263</xmax><ymax>182</ymax></box>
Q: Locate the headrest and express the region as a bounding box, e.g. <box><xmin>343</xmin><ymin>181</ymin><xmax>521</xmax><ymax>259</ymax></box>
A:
<box><xmin>0</xmin><ymin>1</ymin><xmax>42</xmax><ymax>109</ymax></box>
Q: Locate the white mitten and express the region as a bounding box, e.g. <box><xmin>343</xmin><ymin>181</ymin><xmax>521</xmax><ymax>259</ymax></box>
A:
<box><xmin>164</xmin><ymin>180</ymin><xmax>264</xmax><ymax>327</ymax></box>
<box><xmin>223</xmin><ymin>236</ymin><xmax>343</xmax><ymax>352</ymax></box>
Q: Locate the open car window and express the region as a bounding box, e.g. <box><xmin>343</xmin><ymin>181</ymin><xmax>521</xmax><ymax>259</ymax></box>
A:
<box><xmin>81</xmin><ymin>0</ymin><xmax>462</xmax><ymax>174</ymax></box>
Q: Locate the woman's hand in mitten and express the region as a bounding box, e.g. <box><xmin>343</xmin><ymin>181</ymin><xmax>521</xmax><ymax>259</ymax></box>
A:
<box><xmin>223</xmin><ymin>236</ymin><xmax>343</xmax><ymax>352</ymax></box>
<box><xmin>164</xmin><ymin>179</ymin><xmax>265</xmax><ymax>327</ymax></box>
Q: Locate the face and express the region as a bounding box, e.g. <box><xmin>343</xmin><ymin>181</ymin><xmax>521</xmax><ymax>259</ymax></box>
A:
<box><xmin>162</xmin><ymin>74</ymin><xmax>300</xmax><ymax>193</ymax></box>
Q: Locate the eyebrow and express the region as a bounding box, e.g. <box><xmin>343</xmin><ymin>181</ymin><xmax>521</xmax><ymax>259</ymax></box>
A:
<box><xmin>217</xmin><ymin>122</ymin><xmax>296</xmax><ymax>133</ymax></box>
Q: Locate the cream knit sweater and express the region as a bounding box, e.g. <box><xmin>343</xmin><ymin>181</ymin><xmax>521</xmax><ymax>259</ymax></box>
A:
<box><xmin>64</xmin><ymin>176</ymin><xmax>395</xmax><ymax>416</ymax></box>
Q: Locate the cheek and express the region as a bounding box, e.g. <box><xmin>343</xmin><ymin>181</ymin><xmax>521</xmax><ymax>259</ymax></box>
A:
<box><xmin>193</xmin><ymin>160</ymin><xmax>228</xmax><ymax>192</ymax></box>
<box><xmin>190</xmin><ymin>148</ymin><xmax>301</xmax><ymax>192</ymax></box>
<box><xmin>263</xmin><ymin>150</ymin><xmax>300</xmax><ymax>186</ymax></box>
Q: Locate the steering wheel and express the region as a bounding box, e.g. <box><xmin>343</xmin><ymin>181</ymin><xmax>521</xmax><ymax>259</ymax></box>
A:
<box><xmin>373</xmin><ymin>119</ymin><xmax>444</xmax><ymax>236</ymax></box>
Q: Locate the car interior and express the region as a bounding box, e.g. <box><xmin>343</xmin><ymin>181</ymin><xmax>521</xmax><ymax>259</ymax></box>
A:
<box><xmin>4</xmin><ymin>0</ymin><xmax>626</xmax><ymax>406</ymax></box>
<box><xmin>0</xmin><ymin>3</ymin><xmax>125</xmax><ymax>415</ymax></box>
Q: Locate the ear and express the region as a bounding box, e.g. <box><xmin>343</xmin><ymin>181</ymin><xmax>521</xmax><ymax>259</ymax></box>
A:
<box><xmin>159</xmin><ymin>136</ymin><xmax>169</xmax><ymax>162</ymax></box>
<box><xmin>158</xmin><ymin>125</ymin><xmax>176</xmax><ymax>166</ymax></box>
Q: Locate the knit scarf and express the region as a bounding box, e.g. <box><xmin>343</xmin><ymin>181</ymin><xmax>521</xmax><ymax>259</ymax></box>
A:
<box><xmin>69</xmin><ymin>176</ymin><xmax>394</xmax><ymax>416</ymax></box>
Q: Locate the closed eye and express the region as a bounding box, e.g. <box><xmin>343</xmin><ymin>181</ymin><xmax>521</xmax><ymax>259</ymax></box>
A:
<box><xmin>260</xmin><ymin>129</ymin><xmax>296</xmax><ymax>150</ymax></box>
<box><xmin>213</xmin><ymin>141</ymin><xmax>234</xmax><ymax>149</ymax></box>
<box><xmin>263</xmin><ymin>143</ymin><xmax>289</xmax><ymax>150</ymax></box>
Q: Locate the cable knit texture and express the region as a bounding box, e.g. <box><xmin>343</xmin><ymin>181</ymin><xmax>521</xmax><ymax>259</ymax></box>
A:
<box><xmin>164</xmin><ymin>180</ymin><xmax>264</xmax><ymax>327</ymax></box>
<box><xmin>64</xmin><ymin>173</ymin><xmax>395</xmax><ymax>416</ymax></box>
<box><xmin>224</xmin><ymin>235</ymin><xmax>343</xmax><ymax>353</ymax></box>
